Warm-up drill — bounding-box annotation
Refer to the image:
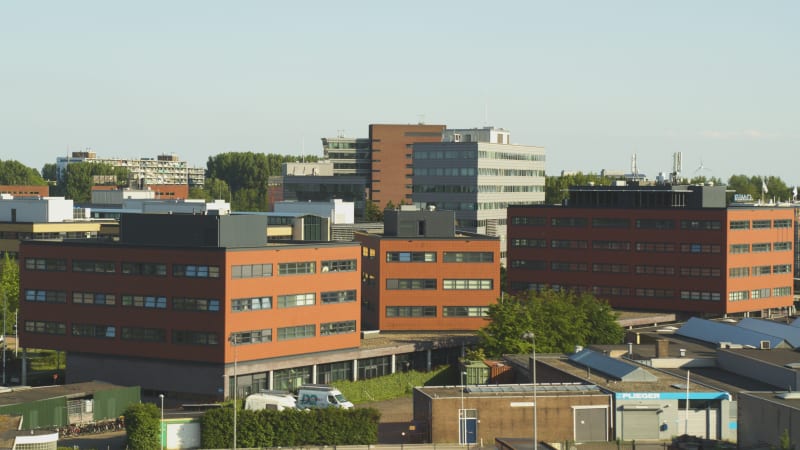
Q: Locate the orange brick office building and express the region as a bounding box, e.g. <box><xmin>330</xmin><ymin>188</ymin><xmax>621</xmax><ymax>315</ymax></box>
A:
<box><xmin>356</xmin><ymin>208</ymin><xmax>500</xmax><ymax>331</ymax></box>
<box><xmin>507</xmin><ymin>183</ymin><xmax>794</xmax><ymax>316</ymax></box>
<box><xmin>369</xmin><ymin>123</ymin><xmax>445</xmax><ymax>209</ymax></box>
<box><xmin>19</xmin><ymin>213</ymin><xmax>362</xmax><ymax>399</ymax></box>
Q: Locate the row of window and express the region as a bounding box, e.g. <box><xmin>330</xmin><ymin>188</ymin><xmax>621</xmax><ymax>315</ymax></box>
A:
<box><xmin>27</xmin><ymin>258</ymin><xmax>359</xmax><ymax>278</ymax></box>
<box><xmin>27</xmin><ymin>321</ymin><xmax>359</xmax><ymax>341</ymax></box>
<box><xmin>385</xmin><ymin>306</ymin><xmax>490</xmax><ymax>318</ymax></box>
<box><xmin>512</xmin><ymin>217</ymin><xmax>793</xmax><ymax>230</ymax></box>
<box><xmin>507</xmin><ymin>283</ymin><xmax>793</xmax><ymax>302</ymax></box>
<box><xmin>511</xmin><ymin>240</ymin><xmax>792</xmax><ymax>254</ymax></box>
<box><xmin>383</xmin><ymin>251</ymin><xmax>494</xmax><ymax>263</ymax></box>
<box><xmin>385</xmin><ymin>279</ymin><xmax>493</xmax><ymax>290</ymax></box>
<box><xmin>729</xmin><ymin>287</ymin><xmax>792</xmax><ymax>301</ymax></box>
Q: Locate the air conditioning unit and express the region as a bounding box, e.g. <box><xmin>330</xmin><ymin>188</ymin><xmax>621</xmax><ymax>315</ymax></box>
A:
<box><xmin>760</xmin><ymin>340</ymin><xmax>771</xmax><ymax>350</ymax></box>
<box><xmin>453</xmin><ymin>133</ymin><xmax>461</xmax><ymax>142</ymax></box>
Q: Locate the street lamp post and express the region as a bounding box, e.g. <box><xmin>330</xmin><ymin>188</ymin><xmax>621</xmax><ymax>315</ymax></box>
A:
<box><xmin>460</xmin><ymin>370</ymin><xmax>466</xmax><ymax>446</ymax></box>
<box><xmin>401</xmin><ymin>431</ymin><xmax>406</xmax><ymax>450</ymax></box>
<box><xmin>522</xmin><ymin>332</ymin><xmax>537</xmax><ymax>450</ymax></box>
<box><xmin>158</xmin><ymin>394</ymin><xmax>164</xmax><ymax>450</ymax></box>
<box><xmin>229</xmin><ymin>334</ymin><xmax>238</xmax><ymax>450</ymax></box>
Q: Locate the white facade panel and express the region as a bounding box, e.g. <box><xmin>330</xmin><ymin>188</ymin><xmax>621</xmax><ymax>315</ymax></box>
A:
<box><xmin>0</xmin><ymin>197</ymin><xmax>74</xmax><ymax>222</ymax></box>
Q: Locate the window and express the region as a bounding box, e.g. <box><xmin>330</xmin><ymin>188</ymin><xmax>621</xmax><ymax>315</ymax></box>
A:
<box><xmin>72</xmin><ymin>260</ymin><xmax>116</xmax><ymax>273</ymax></box>
<box><xmin>750</xmin><ymin>288</ymin><xmax>771</xmax><ymax>299</ymax></box>
<box><xmin>277</xmin><ymin>293</ymin><xmax>315</xmax><ymax>308</ymax></box>
<box><xmin>774</xmin><ymin>242</ymin><xmax>792</xmax><ymax>251</ymax></box>
<box><xmin>173</xmin><ymin>330</ymin><xmax>218</xmax><ymax>345</ymax></box>
<box><xmin>25</xmin><ymin>321</ymin><xmax>66</xmax><ymax>335</ymax></box>
<box><xmin>121</xmin><ymin>327</ymin><xmax>166</xmax><ymax>342</ymax></box>
<box><xmin>550</xmin><ymin>262</ymin><xmax>588</xmax><ymax>272</ymax></box>
<box><xmin>278</xmin><ymin>261</ymin><xmax>315</xmax><ymax>275</ymax></box>
<box><xmin>173</xmin><ymin>264</ymin><xmax>220</xmax><ymax>278</ymax></box>
<box><xmin>681</xmin><ymin>291</ymin><xmax>721</xmax><ymax>301</ymax></box>
<box><xmin>592</xmin><ymin>286</ymin><xmax>630</xmax><ymax>297</ymax></box>
<box><xmin>774</xmin><ymin>219</ymin><xmax>792</xmax><ymax>228</ymax></box>
<box><xmin>551</xmin><ymin>240</ymin><xmax>588</xmax><ymax>249</ymax></box>
<box><xmin>73</xmin><ymin>292</ymin><xmax>116</xmax><ymax>305</ymax></box>
<box><xmin>592</xmin><ymin>218</ymin><xmax>630</xmax><ymax>228</ymax></box>
<box><xmin>321</xmin><ymin>259</ymin><xmax>357</xmax><ymax>272</ymax></box>
<box><xmin>231</xmin><ymin>264</ymin><xmax>273</xmax><ymax>278</ymax></box>
<box><xmin>321</xmin><ymin>290</ymin><xmax>356</xmax><ymax>304</ymax></box>
<box><xmin>681</xmin><ymin>267</ymin><xmax>721</xmax><ymax>277</ymax></box>
<box><xmin>774</xmin><ymin>287</ymin><xmax>792</xmax><ymax>297</ymax></box>
<box><xmin>510</xmin><ymin>260</ymin><xmax>546</xmax><ymax>270</ymax></box>
<box><xmin>634</xmin><ymin>265</ymin><xmax>673</xmax><ymax>275</ymax></box>
<box><xmin>752</xmin><ymin>265</ymin><xmax>772</xmax><ymax>276</ymax></box>
<box><xmin>680</xmin><ymin>243</ymin><xmax>721</xmax><ymax>254</ymax></box>
<box><xmin>752</xmin><ymin>243</ymin><xmax>771</xmax><ymax>253</ymax></box>
<box><xmin>681</xmin><ymin>220</ymin><xmax>722</xmax><ymax>230</ymax></box>
<box><xmin>773</xmin><ymin>264</ymin><xmax>792</xmax><ymax>274</ymax></box>
<box><xmin>635</xmin><ymin>219</ymin><xmax>674</xmax><ymax>229</ymax></box>
<box><xmin>121</xmin><ymin>295</ymin><xmax>167</xmax><ymax>309</ymax></box>
<box><xmin>173</xmin><ymin>297</ymin><xmax>220</xmax><ymax>312</ymax></box>
<box><xmin>729</xmin><ymin>267</ymin><xmax>750</xmax><ymax>278</ymax></box>
<box><xmin>752</xmin><ymin>220</ymin><xmax>772</xmax><ymax>229</ymax></box>
<box><xmin>385</xmin><ymin>306</ymin><xmax>436</xmax><ymax>317</ymax></box>
<box><xmin>510</xmin><ymin>239</ymin><xmax>546</xmax><ymax>248</ymax></box>
<box><xmin>72</xmin><ymin>324</ymin><xmax>116</xmax><ymax>338</ymax></box>
<box><xmin>730</xmin><ymin>220</ymin><xmax>750</xmax><ymax>230</ymax></box>
<box><xmin>728</xmin><ymin>290</ymin><xmax>749</xmax><ymax>301</ymax></box>
<box><xmin>730</xmin><ymin>244</ymin><xmax>750</xmax><ymax>254</ymax></box>
<box><xmin>122</xmin><ymin>262</ymin><xmax>166</xmax><ymax>276</ymax></box>
<box><xmin>551</xmin><ymin>217</ymin><xmax>587</xmax><ymax>227</ymax></box>
<box><xmin>511</xmin><ymin>216</ymin><xmax>546</xmax><ymax>226</ymax></box>
<box><xmin>25</xmin><ymin>290</ymin><xmax>66</xmax><ymax>303</ymax></box>
<box><xmin>277</xmin><ymin>324</ymin><xmax>315</xmax><ymax>341</ymax></box>
<box><xmin>24</xmin><ymin>258</ymin><xmax>66</xmax><ymax>271</ymax></box>
<box><xmin>443</xmin><ymin>279</ymin><xmax>493</xmax><ymax>290</ymax></box>
<box><xmin>443</xmin><ymin>252</ymin><xmax>494</xmax><ymax>263</ymax></box>
<box><xmin>232</xmin><ymin>297</ymin><xmax>272</xmax><ymax>312</ymax></box>
<box><xmin>231</xmin><ymin>329</ymin><xmax>272</xmax><ymax>344</ymax></box>
<box><xmin>386</xmin><ymin>279</ymin><xmax>436</xmax><ymax>290</ymax></box>
<box><xmin>635</xmin><ymin>288</ymin><xmax>674</xmax><ymax>298</ymax></box>
<box><xmin>385</xmin><ymin>252</ymin><xmax>436</xmax><ymax>262</ymax></box>
<box><xmin>320</xmin><ymin>320</ymin><xmax>357</xmax><ymax>336</ymax></box>
<box><xmin>443</xmin><ymin>306</ymin><xmax>489</xmax><ymax>317</ymax></box>
<box><xmin>593</xmin><ymin>241</ymin><xmax>631</xmax><ymax>251</ymax></box>
<box><xmin>635</xmin><ymin>242</ymin><xmax>675</xmax><ymax>253</ymax></box>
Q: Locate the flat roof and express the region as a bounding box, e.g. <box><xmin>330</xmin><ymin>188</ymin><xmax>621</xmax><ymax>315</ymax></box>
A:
<box><xmin>417</xmin><ymin>383</ymin><xmax>603</xmax><ymax>400</ymax></box>
<box><xmin>0</xmin><ymin>380</ymin><xmax>134</xmax><ymax>407</ymax></box>
<box><xmin>739</xmin><ymin>390</ymin><xmax>800</xmax><ymax>410</ymax></box>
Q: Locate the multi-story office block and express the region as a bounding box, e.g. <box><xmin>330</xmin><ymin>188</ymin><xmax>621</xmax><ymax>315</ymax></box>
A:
<box><xmin>321</xmin><ymin>135</ymin><xmax>372</xmax><ymax>178</ymax></box>
<box><xmin>507</xmin><ymin>183</ymin><xmax>794</xmax><ymax>316</ymax></box>
<box><xmin>355</xmin><ymin>207</ymin><xmax>500</xmax><ymax>331</ymax></box>
<box><xmin>19</xmin><ymin>213</ymin><xmax>362</xmax><ymax>398</ymax></box>
<box><xmin>411</xmin><ymin>127</ymin><xmax>545</xmax><ymax>264</ymax></box>
<box><xmin>369</xmin><ymin>123</ymin><xmax>445</xmax><ymax>209</ymax></box>
<box><xmin>56</xmin><ymin>151</ymin><xmax>205</xmax><ymax>187</ymax></box>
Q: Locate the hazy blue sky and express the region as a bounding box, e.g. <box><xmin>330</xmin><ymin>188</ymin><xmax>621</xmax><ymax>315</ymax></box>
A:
<box><xmin>2</xmin><ymin>1</ymin><xmax>798</xmax><ymax>184</ymax></box>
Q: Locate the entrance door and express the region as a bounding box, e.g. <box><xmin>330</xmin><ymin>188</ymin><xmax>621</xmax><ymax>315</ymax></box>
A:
<box><xmin>459</xmin><ymin>409</ymin><xmax>477</xmax><ymax>444</ymax></box>
<box><xmin>575</xmin><ymin>407</ymin><xmax>607</xmax><ymax>441</ymax></box>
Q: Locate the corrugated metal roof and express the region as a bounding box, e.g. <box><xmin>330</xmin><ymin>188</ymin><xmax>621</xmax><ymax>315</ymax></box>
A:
<box><xmin>676</xmin><ymin>317</ymin><xmax>789</xmax><ymax>349</ymax></box>
<box><xmin>736</xmin><ymin>318</ymin><xmax>800</xmax><ymax>348</ymax></box>
<box><xmin>466</xmin><ymin>384</ymin><xmax>599</xmax><ymax>394</ymax></box>
<box><xmin>568</xmin><ymin>349</ymin><xmax>658</xmax><ymax>382</ymax></box>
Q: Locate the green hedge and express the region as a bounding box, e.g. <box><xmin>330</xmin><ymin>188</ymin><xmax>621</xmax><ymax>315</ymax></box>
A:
<box><xmin>332</xmin><ymin>365</ymin><xmax>454</xmax><ymax>403</ymax></box>
<box><xmin>200</xmin><ymin>407</ymin><xmax>380</xmax><ymax>448</ymax></box>
<box><xmin>123</xmin><ymin>402</ymin><xmax>160</xmax><ymax>450</ymax></box>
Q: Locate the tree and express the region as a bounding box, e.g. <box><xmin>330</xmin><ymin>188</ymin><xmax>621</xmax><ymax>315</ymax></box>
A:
<box><xmin>478</xmin><ymin>289</ymin><xmax>624</xmax><ymax>357</ymax></box>
<box><xmin>0</xmin><ymin>254</ymin><xmax>19</xmax><ymax>335</ymax></box>
<box><xmin>363</xmin><ymin>199</ymin><xmax>383</xmax><ymax>222</ymax></box>
<box><xmin>40</xmin><ymin>163</ymin><xmax>58</xmax><ymax>181</ymax></box>
<box><xmin>0</xmin><ymin>160</ymin><xmax>47</xmax><ymax>186</ymax></box>
<box><xmin>123</xmin><ymin>402</ymin><xmax>161</xmax><ymax>450</ymax></box>
<box><xmin>61</xmin><ymin>162</ymin><xmax>129</xmax><ymax>202</ymax></box>
<box><xmin>545</xmin><ymin>173</ymin><xmax>612</xmax><ymax>205</ymax></box>
<box><xmin>727</xmin><ymin>174</ymin><xmax>793</xmax><ymax>202</ymax></box>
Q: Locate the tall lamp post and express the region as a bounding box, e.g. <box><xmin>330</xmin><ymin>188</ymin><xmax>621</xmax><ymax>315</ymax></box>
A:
<box><xmin>522</xmin><ymin>332</ymin><xmax>537</xmax><ymax>450</ymax></box>
<box><xmin>460</xmin><ymin>370</ymin><xmax>467</xmax><ymax>446</ymax></box>
<box><xmin>158</xmin><ymin>394</ymin><xmax>164</xmax><ymax>450</ymax></box>
<box><xmin>229</xmin><ymin>334</ymin><xmax>238</xmax><ymax>450</ymax></box>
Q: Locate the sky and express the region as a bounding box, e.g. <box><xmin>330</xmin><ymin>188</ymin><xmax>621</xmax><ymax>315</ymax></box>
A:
<box><xmin>1</xmin><ymin>1</ymin><xmax>798</xmax><ymax>184</ymax></box>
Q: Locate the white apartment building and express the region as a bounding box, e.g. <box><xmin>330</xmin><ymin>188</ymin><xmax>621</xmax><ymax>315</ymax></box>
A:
<box><xmin>411</xmin><ymin>127</ymin><xmax>545</xmax><ymax>264</ymax></box>
<box><xmin>56</xmin><ymin>151</ymin><xmax>205</xmax><ymax>187</ymax></box>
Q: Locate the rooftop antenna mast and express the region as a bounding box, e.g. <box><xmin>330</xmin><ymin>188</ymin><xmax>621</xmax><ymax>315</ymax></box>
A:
<box><xmin>631</xmin><ymin>153</ymin><xmax>639</xmax><ymax>179</ymax></box>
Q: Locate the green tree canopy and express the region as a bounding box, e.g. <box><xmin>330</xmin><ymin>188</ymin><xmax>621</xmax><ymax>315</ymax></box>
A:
<box><xmin>205</xmin><ymin>152</ymin><xmax>318</xmax><ymax>211</ymax></box>
<box><xmin>123</xmin><ymin>402</ymin><xmax>161</xmax><ymax>450</ymax></box>
<box><xmin>57</xmin><ymin>162</ymin><xmax>129</xmax><ymax>202</ymax></box>
<box><xmin>0</xmin><ymin>254</ymin><xmax>19</xmax><ymax>335</ymax></box>
<box><xmin>545</xmin><ymin>173</ymin><xmax>612</xmax><ymax>204</ymax></box>
<box><xmin>477</xmin><ymin>289</ymin><xmax>624</xmax><ymax>357</ymax></box>
<box><xmin>40</xmin><ymin>163</ymin><xmax>58</xmax><ymax>182</ymax></box>
<box><xmin>727</xmin><ymin>174</ymin><xmax>792</xmax><ymax>202</ymax></box>
<box><xmin>0</xmin><ymin>160</ymin><xmax>46</xmax><ymax>186</ymax></box>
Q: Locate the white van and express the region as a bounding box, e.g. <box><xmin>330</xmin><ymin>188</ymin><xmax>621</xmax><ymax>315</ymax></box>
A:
<box><xmin>296</xmin><ymin>385</ymin><xmax>353</xmax><ymax>409</ymax></box>
<box><xmin>244</xmin><ymin>391</ymin><xmax>297</xmax><ymax>411</ymax></box>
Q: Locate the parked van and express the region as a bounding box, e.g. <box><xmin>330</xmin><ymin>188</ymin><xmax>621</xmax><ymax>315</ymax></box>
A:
<box><xmin>244</xmin><ymin>391</ymin><xmax>297</xmax><ymax>411</ymax></box>
<box><xmin>296</xmin><ymin>385</ymin><xmax>353</xmax><ymax>409</ymax></box>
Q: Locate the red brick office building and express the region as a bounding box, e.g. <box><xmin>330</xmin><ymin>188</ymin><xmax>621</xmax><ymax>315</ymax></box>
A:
<box><xmin>20</xmin><ymin>213</ymin><xmax>361</xmax><ymax>399</ymax></box>
<box><xmin>507</xmin><ymin>183</ymin><xmax>794</xmax><ymax>316</ymax></box>
<box><xmin>369</xmin><ymin>123</ymin><xmax>445</xmax><ymax>209</ymax></box>
<box><xmin>356</xmin><ymin>208</ymin><xmax>500</xmax><ymax>331</ymax></box>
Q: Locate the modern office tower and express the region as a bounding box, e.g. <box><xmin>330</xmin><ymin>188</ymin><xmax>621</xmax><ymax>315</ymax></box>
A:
<box><xmin>356</xmin><ymin>207</ymin><xmax>500</xmax><ymax>331</ymax></box>
<box><xmin>369</xmin><ymin>123</ymin><xmax>446</xmax><ymax>209</ymax></box>
<box><xmin>507</xmin><ymin>182</ymin><xmax>795</xmax><ymax>316</ymax></box>
<box><xmin>321</xmin><ymin>134</ymin><xmax>372</xmax><ymax>178</ymax></box>
<box><xmin>411</xmin><ymin>127</ymin><xmax>546</xmax><ymax>264</ymax></box>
